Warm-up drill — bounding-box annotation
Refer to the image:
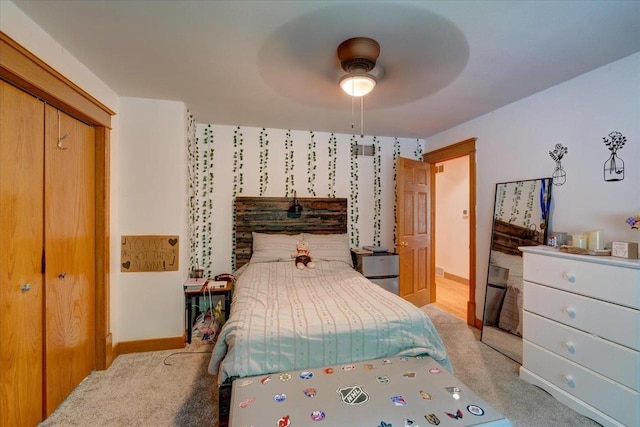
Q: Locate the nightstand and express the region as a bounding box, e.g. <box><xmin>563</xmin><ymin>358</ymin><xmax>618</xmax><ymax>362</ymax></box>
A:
<box><xmin>184</xmin><ymin>281</ymin><xmax>232</xmax><ymax>344</ymax></box>
<box><xmin>351</xmin><ymin>249</ymin><xmax>399</xmax><ymax>294</ymax></box>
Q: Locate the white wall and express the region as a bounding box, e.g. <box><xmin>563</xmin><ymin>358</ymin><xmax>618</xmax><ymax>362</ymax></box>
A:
<box><xmin>117</xmin><ymin>97</ymin><xmax>189</xmax><ymax>341</ymax></box>
<box><xmin>425</xmin><ymin>52</ymin><xmax>640</xmax><ymax>321</ymax></box>
<box><xmin>435</xmin><ymin>157</ymin><xmax>470</xmax><ymax>280</ymax></box>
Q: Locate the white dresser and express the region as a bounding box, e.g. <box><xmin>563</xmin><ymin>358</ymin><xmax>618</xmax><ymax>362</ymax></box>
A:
<box><xmin>519</xmin><ymin>246</ymin><xmax>639</xmax><ymax>427</ymax></box>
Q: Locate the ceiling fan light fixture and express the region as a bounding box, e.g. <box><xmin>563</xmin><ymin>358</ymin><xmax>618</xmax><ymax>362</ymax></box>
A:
<box><xmin>339</xmin><ymin>73</ymin><xmax>377</xmax><ymax>97</ymax></box>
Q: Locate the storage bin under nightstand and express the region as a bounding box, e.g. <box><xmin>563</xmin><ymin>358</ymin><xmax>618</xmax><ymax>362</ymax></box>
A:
<box><xmin>351</xmin><ymin>249</ymin><xmax>399</xmax><ymax>294</ymax></box>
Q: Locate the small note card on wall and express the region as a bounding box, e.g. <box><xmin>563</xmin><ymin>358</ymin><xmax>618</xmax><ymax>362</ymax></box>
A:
<box><xmin>121</xmin><ymin>235</ymin><xmax>179</xmax><ymax>272</ymax></box>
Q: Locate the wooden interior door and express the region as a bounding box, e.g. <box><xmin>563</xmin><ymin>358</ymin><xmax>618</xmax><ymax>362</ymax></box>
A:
<box><xmin>396</xmin><ymin>157</ymin><xmax>432</xmax><ymax>307</ymax></box>
<box><xmin>44</xmin><ymin>105</ymin><xmax>96</xmax><ymax>415</ymax></box>
<box><xmin>0</xmin><ymin>81</ymin><xmax>45</xmax><ymax>426</ymax></box>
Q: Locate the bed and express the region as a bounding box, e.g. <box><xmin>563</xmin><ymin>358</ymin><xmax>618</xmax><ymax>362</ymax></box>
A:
<box><xmin>210</xmin><ymin>197</ymin><xmax>451</xmax><ymax>423</ymax></box>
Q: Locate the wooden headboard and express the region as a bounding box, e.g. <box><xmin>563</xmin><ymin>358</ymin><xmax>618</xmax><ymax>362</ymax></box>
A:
<box><xmin>235</xmin><ymin>197</ymin><xmax>348</xmax><ymax>269</ymax></box>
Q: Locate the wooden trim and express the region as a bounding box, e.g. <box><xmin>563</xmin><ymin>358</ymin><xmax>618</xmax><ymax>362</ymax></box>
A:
<box><xmin>444</xmin><ymin>272</ymin><xmax>469</xmax><ymax>286</ymax></box>
<box><xmin>116</xmin><ymin>336</ymin><xmax>185</xmax><ymax>355</ymax></box>
<box><xmin>423</xmin><ymin>138</ymin><xmax>477</xmax><ymax>327</ymax></box>
<box><xmin>0</xmin><ymin>32</ymin><xmax>114</xmax><ymax>128</ymax></box>
<box><xmin>422</xmin><ymin>138</ymin><xmax>476</xmax><ymax>163</ymax></box>
<box><xmin>1</xmin><ymin>32</ymin><xmax>114</xmax><ymax>370</ymax></box>
<box><xmin>94</xmin><ymin>127</ymin><xmax>111</xmax><ymax>370</ymax></box>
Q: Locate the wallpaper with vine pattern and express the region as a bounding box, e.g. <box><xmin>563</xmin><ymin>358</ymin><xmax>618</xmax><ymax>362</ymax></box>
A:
<box><xmin>188</xmin><ymin>124</ymin><xmax>425</xmax><ymax>273</ymax></box>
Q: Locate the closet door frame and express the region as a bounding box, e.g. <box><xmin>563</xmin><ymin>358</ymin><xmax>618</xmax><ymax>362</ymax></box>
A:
<box><xmin>0</xmin><ymin>32</ymin><xmax>115</xmax><ymax>370</ymax></box>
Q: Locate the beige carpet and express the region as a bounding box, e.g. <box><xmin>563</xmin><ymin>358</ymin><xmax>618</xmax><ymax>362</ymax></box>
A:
<box><xmin>40</xmin><ymin>305</ymin><xmax>600</xmax><ymax>426</ymax></box>
<box><xmin>39</xmin><ymin>341</ymin><xmax>217</xmax><ymax>427</ymax></box>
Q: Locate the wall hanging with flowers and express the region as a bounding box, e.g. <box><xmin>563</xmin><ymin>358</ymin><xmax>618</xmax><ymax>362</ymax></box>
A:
<box><xmin>602</xmin><ymin>131</ymin><xmax>626</xmax><ymax>182</ymax></box>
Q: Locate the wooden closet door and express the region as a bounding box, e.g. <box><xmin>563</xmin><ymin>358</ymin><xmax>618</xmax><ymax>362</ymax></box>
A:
<box><xmin>0</xmin><ymin>81</ymin><xmax>45</xmax><ymax>426</ymax></box>
<box><xmin>43</xmin><ymin>105</ymin><xmax>96</xmax><ymax>415</ymax></box>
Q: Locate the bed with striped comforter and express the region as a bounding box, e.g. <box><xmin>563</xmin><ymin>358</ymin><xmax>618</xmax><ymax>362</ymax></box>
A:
<box><xmin>209</xmin><ymin>260</ymin><xmax>451</xmax><ymax>383</ymax></box>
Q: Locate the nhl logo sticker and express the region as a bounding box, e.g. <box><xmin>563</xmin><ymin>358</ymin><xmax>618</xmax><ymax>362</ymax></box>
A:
<box><xmin>299</xmin><ymin>371</ymin><xmax>314</xmax><ymax>380</ymax></box>
<box><xmin>274</xmin><ymin>393</ymin><xmax>287</xmax><ymax>403</ymax></box>
<box><xmin>376</xmin><ymin>375</ymin><xmax>390</xmax><ymax>384</ymax></box>
<box><xmin>390</xmin><ymin>395</ymin><xmax>407</xmax><ymax>406</ymax></box>
<box><xmin>238</xmin><ymin>397</ymin><xmax>255</xmax><ymax>408</ymax></box>
<box><xmin>364</xmin><ymin>363</ymin><xmax>376</xmax><ymax>370</ymax></box>
<box><xmin>279</xmin><ymin>373</ymin><xmax>292</xmax><ymax>381</ymax></box>
<box><xmin>424</xmin><ymin>414</ymin><xmax>440</xmax><ymax>425</ymax></box>
<box><xmin>277</xmin><ymin>415</ymin><xmax>291</xmax><ymax>427</ymax></box>
<box><xmin>310</xmin><ymin>410</ymin><xmax>326</xmax><ymax>421</ymax></box>
<box><xmin>337</xmin><ymin>384</ymin><xmax>370</xmax><ymax>405</ymax></box>
<box><xmin>323</xmin><ymin>367</ymin><xmax>334</xmax><ymax>374</ymax></box>
<box><xmin>467</xmin><ymin>405</ymin><xmax>485</xmax><ymax>416</ymax></box>
<box><xmin>303</xmin><ymin>388</ymin><xmax>317</xmax><ymax>398</ymax></box>
<box><xmin>341</xmin><ymin>364</ymin><xmax>356</xmax><ymax>371</ymax></box>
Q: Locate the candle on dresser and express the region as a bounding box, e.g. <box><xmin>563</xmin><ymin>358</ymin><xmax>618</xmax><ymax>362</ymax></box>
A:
<box><xmin>572</xmin><ymin>234</ymin><xmax>587</xmax><ymax>249</ymax></box>
<box><xmin>588</xmin><ymin>229</ymin><xmax>604</xmax><ymax>250</ymax></box>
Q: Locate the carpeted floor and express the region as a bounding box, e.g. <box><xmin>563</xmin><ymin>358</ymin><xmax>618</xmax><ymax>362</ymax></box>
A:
<box><xmin>39</xmin><ymin>304</ymin><xmax>600</xmax><ymax>426</ymax></box>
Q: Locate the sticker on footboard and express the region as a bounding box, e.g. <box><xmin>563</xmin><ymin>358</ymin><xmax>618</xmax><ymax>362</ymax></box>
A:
<box><xmin>337</xmin><ymin>385</ymin><xmax>370</xmax><ymax>405</ymax></box>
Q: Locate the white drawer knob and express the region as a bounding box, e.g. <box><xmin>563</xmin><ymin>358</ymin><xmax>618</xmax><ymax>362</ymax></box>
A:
<box><xmin>563</xmin><ymin>306</ymin><xmax>576</xmax><ymax>319</ymax></box>
<box><xmin>564</xmin><ymin>341</ymin><xmax>576</xmax><ymax>354</ymax></box>
<box><xmin>562</xmin><ymin>272</ymin><xmax>576</xmax><ymax>283</ymax></box>
<box><xmin>563</xmin><ymin>374</ymin><xmax>575</xmax><ymax>388</ymax></box>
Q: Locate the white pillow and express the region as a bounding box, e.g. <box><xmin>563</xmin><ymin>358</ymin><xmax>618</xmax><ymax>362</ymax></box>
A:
<box><xmin>302</xmin><ymin>233</ymin><xmax>353</xmax><ymax>266</ymax></box>
<box><xmin>250</xmin><ymin>232</ymin><xmax>303</xmax><ymax>264</ymax></box>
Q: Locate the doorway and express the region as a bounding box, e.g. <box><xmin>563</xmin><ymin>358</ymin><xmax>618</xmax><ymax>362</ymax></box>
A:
<box><xmin>423</xmin><ymin>138</ymin><xmax>477</xmax><ymax>327</ymax></box>
<box><xmin>433</xmin><ymin>156</ymin><xmax>469</xmax><ymax>321</ymax></box>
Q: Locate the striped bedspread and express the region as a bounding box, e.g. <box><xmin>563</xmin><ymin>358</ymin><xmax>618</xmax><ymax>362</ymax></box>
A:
<box><xmin>209</xmin><ymin>260</ymin><xmax>451</xmax><ymax>383</ymax></box>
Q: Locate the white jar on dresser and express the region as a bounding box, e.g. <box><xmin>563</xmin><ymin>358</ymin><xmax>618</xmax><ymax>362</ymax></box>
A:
<box><xmin>519</xmin><ymin>246</ymin><xmax>639</xmax><ymax>427</ymax></box>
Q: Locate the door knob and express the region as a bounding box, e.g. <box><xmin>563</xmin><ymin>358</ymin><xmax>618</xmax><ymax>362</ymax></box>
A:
<box><xmin>20</xmin><ymin>283</ymin><xmax>32</xmax><ymax>293</ymax></box>
<box><xmin>399</xmin><ymin>242</ymin><xmax>408</xmax><ymax>247</ymax></box>
<box><xmin>58</xmin><ymin>272</ymin><xmax>67</xmax><ymax>279</ymax></box>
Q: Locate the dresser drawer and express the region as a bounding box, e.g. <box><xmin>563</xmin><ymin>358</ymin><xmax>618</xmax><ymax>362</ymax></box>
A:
<box><xmin>523</xmin><ymin>341</ymin><xmax>639</xmax><ymax>427</ymax></box>
<box><xmin>523</xmin><ymin>311</ymin><xmax>640</xmax><ymax>390</ymax></box>
<box><xmin>523</xmin><ymin>252</ymin><xmax>640</xmax><ymax>309</ymax></box>
<box><xmin>524</xmin><ymin>282</ymin><xmax>640</xmax><ymax>350</ymax></box>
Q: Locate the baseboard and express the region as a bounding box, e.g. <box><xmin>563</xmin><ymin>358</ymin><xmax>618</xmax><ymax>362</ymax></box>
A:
<box><xmin>443</xmin><ymin>272</ymin><xmax>469</xmax><ymax>285</ymax></box>
<box><xmin>115</xmin><ymin>336</ymin><xmax>185</xmax><ymax>355</ymax></box>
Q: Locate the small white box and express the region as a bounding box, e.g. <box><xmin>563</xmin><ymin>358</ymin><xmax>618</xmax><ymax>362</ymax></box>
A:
<box><xmin>611</xmin><ymin>241</ymin><xmax>639</xmax><ymax>259</ymax></box>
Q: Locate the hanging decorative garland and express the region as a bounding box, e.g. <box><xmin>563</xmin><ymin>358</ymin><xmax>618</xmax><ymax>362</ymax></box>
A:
<box><xmin>414</xmin><ymin>138</ymin><xmax>424</xmax><ymax>160</ymax></box>
<box><xmin>327</xmin><ymin>133</ymin><xmax>337</xmax><ymax>197</ymax></box>
<box><xmin>259</xmin><ymin>128</ymin><xmax>269</xmax><ymax>196</ymax></box>
<box><xmin>284</xmin><ymin>130</ymin><xmax>295</xmax><ymax>197</ymax></box>
<box><xmin>373</xmin><ymin>136</ymin><xmax>382</xmax><ymax>246</ymax></box>
<box><xmin>231</xmin><ymin>126</ymin><xmax>244</xmax><ymax>270</ymax></box>
<box><xmin>187</xmin><ymin>114</ymin><xmax>199</xmax><ymax>272</ymax></box>
<box><xmin>188</xmin><ymin>120</ymin><xmax>215</xmax><ymax>276</ymax></box>
<box><xmin>349</xmin><ymin>135</ymin><xmax>360</xmax><ymax>247</ymax></box>
<box><xmin>307</xmin><ymin>131</ymin><xmax>317</xmax><ymax>196</ymax></box>
<box><xmin>392</xmin><ymin>137</ymin><xmax>400</xmax><ymax>248</ymax></box>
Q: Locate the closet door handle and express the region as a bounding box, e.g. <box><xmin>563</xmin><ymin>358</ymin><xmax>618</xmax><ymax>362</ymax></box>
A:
<box><xmin>58</xmin><ymin>272</ymin><xmax>67</xmax><ymax>279</ymax></box>
<box><xmin>20</xmin><ymin>283</ymin><xmax>32</xmax><ymax>293</ymax></box>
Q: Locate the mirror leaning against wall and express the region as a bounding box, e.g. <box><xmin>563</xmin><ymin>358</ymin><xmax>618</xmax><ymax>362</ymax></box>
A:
<box><xmin>481</xmin><ymin>178</ymin><xmax>552</xmax><ymax>363</ymax></box>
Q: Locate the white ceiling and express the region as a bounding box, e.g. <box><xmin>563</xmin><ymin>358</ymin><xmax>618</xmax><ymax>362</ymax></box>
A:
<box><xmin>12</xmin><ymin>0</ymin><xmax>640</xmax><ymax>139</ymax></box>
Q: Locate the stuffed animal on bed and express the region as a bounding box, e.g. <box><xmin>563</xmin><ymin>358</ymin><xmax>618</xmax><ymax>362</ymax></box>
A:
<box><xmin>292</xmin><ymin>240</ymin><xmax>315</xmax><ymax>269</ymax></box>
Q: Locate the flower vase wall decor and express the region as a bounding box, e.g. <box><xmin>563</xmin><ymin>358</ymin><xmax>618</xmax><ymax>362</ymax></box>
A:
<box><xmin>548</xmin><ymin>143</ymin><xmax>568</xmax><ymax>186</ymax></box>
<box><xmin>602</xmin><ymin>131</ymin><xmax>626</xmax><ymax>182</ymax></box>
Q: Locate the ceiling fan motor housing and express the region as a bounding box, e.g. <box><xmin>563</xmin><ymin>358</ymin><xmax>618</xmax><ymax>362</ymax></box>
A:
<box><xmin>337</xmin><ymin>37</ymin><xmax>380</xmax><ymax>73</ymax></box>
